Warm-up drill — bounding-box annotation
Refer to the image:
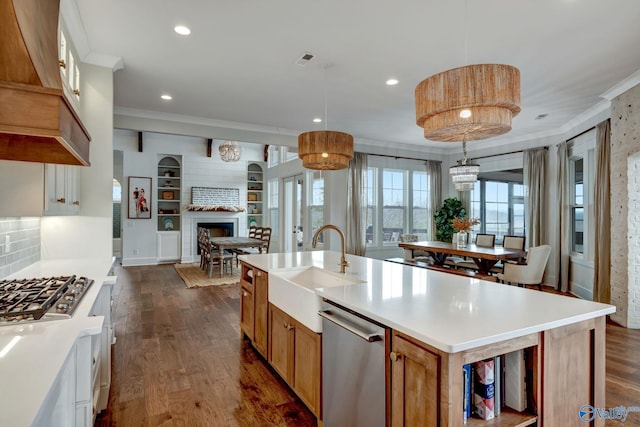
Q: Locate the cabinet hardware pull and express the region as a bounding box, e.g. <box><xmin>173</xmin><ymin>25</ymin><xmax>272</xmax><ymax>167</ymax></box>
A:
<box><xmin>256</xmin><ymin>271</ymin><xmax>262</xmax><ymax>277</ymax></box>
<box><xmin>73</xmin><ymin>201</ymin><xmax>80</xmax><ymax>205</ymax></box>
<box><xmin>59</xmin><ymin>59</ymin><xmax>66</xmax><ymax>69</ymax></box>
<box><xmin>287</xmin><ymin>324</ymin><xmax>295</xmax><ymax>331</ymax></box>
<box><xmin>56</xmin><ymin>198</ymin><xmax>66</xmax><ymax>203</ymax></box>
<box><xmin>242</xmin><ymin>291</ymin><xmax>248</xmax><ymax>297</ymax></box>
<box><xmin>389</xmin><ymin>352</ymin><xmax>402</xmax><ymax>362</ymax></box>
<box><xmin>73</xmin><ymin>89</ymin><xmax>80</xmax><ymax>96</ymax></box>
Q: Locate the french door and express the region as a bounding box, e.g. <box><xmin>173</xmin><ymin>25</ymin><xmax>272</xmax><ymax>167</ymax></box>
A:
<box><xmin>283</xmin><ymin>174</ymin><xmax>305</xmax><ymax>252</ymax></box>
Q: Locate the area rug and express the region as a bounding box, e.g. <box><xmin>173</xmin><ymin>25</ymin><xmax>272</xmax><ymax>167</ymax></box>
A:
<box><xmin>174</xmin><ymin>262</ymin><xmax>240</xmax><ymax>288</ymax></box>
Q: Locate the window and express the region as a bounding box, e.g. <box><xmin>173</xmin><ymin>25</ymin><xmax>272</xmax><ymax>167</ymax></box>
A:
<box><xmin>366</xmin><ymin>167</ymin><xmax>377</xmax><ymax>244</ymax></box>
<box><xmin>412</xmin><ymin>171</ymin><xmax>429</xmax><ymax>240</ymax></box>
<box><xmin>470</xmin><ymin>175</ymin><xmax>525</xmax><ymax>244</ymax></box>
<box><xmin>268</xmin><ymin>146</ymin><xmax>280</xmax><ymax>168</ymax></box>
<box><xmin>365</xmin><ymin>158</ymin><xmax>436</xmax><ymax>248</ymax></box>
<box><xmin>285</xmin><ymin>146</ymin><xmax>298</xmax><ymax>162</ymax></box>
<box><xmin>382</xmin><ymin>169</ymin><xmax>406</xmax><ymax>243</ymax></box>
<box><xmin>567</xmin><ymin>129</ymin><xmax>595</xmax><ymax>261</ymax></box>
<box><xmin>571</xmin><ymin>157</ymin><xmax>584</xmax><ymax>254</ymax></box>
<box><xmin>309</xmin><ymin>172</ymin><xmax>324</xmax><ymax>241</ymax></box>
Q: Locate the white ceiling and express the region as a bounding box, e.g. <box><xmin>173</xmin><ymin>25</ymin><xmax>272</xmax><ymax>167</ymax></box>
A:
<box><xmin>70</xmin><ymin>0</ymin><xmax>640</xmax><ymax>153</ymax></box>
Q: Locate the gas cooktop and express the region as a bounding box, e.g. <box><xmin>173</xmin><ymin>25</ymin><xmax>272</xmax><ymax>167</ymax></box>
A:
<box><xmin>0</xmin><ymin>275</ymin><xmax>93</xmax><ymax>325</ymax></box>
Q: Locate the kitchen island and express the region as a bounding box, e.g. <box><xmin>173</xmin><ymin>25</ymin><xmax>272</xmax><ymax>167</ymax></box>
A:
<box><xmin>0</xmin><ymin>257</ymin><xmax>115</xmax><ymax>427</ymax></box>
<box><xmin>239</xmin><ymin>250</ymin><xmax>615</xmax><ymax>426</ymax></box>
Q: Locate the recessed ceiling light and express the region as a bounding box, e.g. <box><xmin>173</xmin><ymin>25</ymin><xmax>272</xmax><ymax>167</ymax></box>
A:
<box><xmin>386</xmin><ymin>78</ymin><xmax>399</xmax><ymax>86</ymax></box>
<box><xmin>174</xmin><ymin>25</ymin><xmax>191</xmax><ymax>36</ymax></box>
<box><xmin>161</xmin><ymin>94</ymin><xmax>172</xmax><ymax>100</ymax></box>
<box><xmin>313</xmin><ymin>118</ymin><xmax>322</xmax><ymax>123</ymax></box>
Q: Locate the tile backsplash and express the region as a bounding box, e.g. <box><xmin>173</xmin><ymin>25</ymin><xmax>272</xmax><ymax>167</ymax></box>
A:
<box><xmin>0</xmin><ymin>217</ymin><xmax>41</xmax><ymax>279</ymax></box>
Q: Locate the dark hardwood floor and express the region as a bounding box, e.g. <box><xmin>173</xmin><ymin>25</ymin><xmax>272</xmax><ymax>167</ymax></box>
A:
<box><xmin>96</xmin><ymin>263</ymin><xmax>640</xmax><ymax>426</ymax></box>
<box><xmin>95</xmin><ymin>263</ymin><xmax>316</xmax><ymax>427</ymax></box>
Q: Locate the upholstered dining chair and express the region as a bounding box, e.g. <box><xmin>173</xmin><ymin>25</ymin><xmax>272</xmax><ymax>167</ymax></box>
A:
<box><xmin>490</xmin><ymin>235</ymin><xmax>526</xmax><ymax>273</ymax></box>
<box><xmin>475</xmin><ymin>234</ymin><xmax>496</xmax><ymax>247</ymax></box>
<box><xmin>497</xmin><ymin>244</ymin><xmax>552</xmax><ymax>290</ymax></box>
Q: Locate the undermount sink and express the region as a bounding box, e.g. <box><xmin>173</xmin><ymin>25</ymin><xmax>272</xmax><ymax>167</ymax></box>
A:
<box><xmin>269</xmin><ymin>266</ymin><xmax>365</xmax><ymax>333</ymax></box>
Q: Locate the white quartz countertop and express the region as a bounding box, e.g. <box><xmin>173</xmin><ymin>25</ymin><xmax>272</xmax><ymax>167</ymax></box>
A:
<box><xmin>0</xmin><ymin>257</ymin><xmax>115</xmax><ymax>427</ymax></box>
<box><xmin>239</xmin><ymin>251</ymin><xmax>615</xmax><ymax>353</ymax></box>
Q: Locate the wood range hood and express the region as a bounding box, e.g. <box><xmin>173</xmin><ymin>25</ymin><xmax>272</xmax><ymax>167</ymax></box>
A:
<box><xmin>0</xmin><ymin>0</ymin><xmax>91</xmax><ymax>166</ymax></box>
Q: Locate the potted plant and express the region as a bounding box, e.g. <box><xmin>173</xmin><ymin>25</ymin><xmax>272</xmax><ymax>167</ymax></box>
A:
<box><xmin>434</xmin><ymin>198</ymin><xmax>467</xmax><ymax>242</ymax></box>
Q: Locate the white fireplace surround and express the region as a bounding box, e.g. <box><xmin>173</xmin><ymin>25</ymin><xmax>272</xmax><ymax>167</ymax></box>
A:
<box><xmin>182</xmin><ymin>213</ymin><xmax>242</xmax><ymax>263</ymax></box>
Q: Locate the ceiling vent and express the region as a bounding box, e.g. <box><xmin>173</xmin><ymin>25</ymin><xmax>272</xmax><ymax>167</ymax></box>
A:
<box><xmin>295</xmin><ymin>52</ymin><xmax>316</xmax><ymax>66</ymax></box>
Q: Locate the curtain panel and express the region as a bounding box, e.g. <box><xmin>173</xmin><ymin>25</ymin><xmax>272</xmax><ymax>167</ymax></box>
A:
<box><xmin>593</xmin><ymin>120</ymin><xmax>611</xmax><ymax>303</ymax></box>
<box><xmin>524</xmin><ymin>148</ymin><xmax>547</xmax><ymax>248</ymax></box>
<box><xmin>346</xmin><ymin>152</ymin><xmax>368</xmax><ymax>256</ymax></box>
<box><xmin>426</xmin><ymin>160</ymin><xmax>442</xmax><ymax>239</ymax></box>
<box><xmin>555</xmin><ymin>142</ymin><xmax>571</xmax><ymax>292</ymax></box>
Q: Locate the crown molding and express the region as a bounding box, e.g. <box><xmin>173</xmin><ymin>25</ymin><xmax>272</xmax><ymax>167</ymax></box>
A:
<box><xmin>61</xmin><ymin>0</ymin><xmax>124</xmax><ymax>71</ymax></box>
<box><xmin>600</xmin><ymin>69</ymin><xmax>640</xmax><ymax>100</ymax></box>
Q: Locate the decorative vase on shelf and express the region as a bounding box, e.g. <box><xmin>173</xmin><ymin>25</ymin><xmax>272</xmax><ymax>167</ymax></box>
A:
<box><xmin>456</xmin><ymin>230</ymin><xmax>468</xmax><ymax>248</ymax></box>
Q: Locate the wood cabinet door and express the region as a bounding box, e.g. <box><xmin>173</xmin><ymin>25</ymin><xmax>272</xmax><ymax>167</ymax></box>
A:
<box><xmin>253</xmin><ymin>269</ymin><xmax>268</xmax><ymax>357</ymax></box>
<box><xmin>268</xmin><ymin>304</ymin><xmax>294</xmax><ymax>382</ymax></box>
<box><xmin>293</xmin><ymin>319</ymin><xmax>321</xmax><ymax>416</ymax></box>
<box><xmin>240</xmin><ymin>285</ymin><xmax>254</xmax><ymax>341</ymax></box>
<box><xmin>391</xmin><ymin>335</ymin><xmax>440</xmax><ymax>427</ymax></box>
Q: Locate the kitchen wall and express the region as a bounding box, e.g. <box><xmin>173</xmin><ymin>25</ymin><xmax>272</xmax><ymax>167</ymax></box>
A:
<box><xmin>0</xmin><ymin>58</ymin><xmax>115</xmax><ymax>275</ymax></box>
<box><xmin>0</xmin><ymin>218</ymin><xmax>41</xmax><ymax>278</ymax></box>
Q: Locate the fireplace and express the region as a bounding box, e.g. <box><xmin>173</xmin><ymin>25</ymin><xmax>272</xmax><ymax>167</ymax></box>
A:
<box><xmin>198</xmin><ymin>222</ymin><xmax>235</xmax><ymax>237</ymax></box>
<box><xmin>196</xmin><ymin>222</ymin><xmax>235</xmax><ymax>255</ymax></box>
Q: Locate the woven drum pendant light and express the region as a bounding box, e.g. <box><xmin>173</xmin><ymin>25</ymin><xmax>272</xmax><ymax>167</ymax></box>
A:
<box><xmin>415</xmin><ymin>64</ymin><xmax>521</xmax><ymax>142</ymax></box>
<box><xmin>298</xmin><ymin>131</ymin><xmax>354</xmax><ymax>170</ymax></box>
<box><xmin>298</xmin><ymin>65</ymin><xmax>354</xmax><ymax>170</ymax></box>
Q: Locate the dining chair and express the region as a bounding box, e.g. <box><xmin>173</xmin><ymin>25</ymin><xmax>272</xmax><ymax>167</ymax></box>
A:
<box><xmin>198</xmin><ymin>228</ymin><xmax>233</xmax><ymax>277</ymax></box>
<box><xmin>445</xmin><ymin>232</ymin><xmax>466</xmax><ymax>267</ymax></box>
<box><xmin>400</xmin><ymin>234</ymin><xmax>430</xmax><ymax>261</ymax></box>
<box><xmin>455</xmin><ymin>234</ymin><xmax>496</xmax><ymax>270</ymax></box>
<box><xmin>496</xmin><ymin>244</ymin><xmax>552</xmax><ymax>290</ymax></box>
<box><xmin>490</xmin><ymin>235</ymin><xmax>526</xmax><ymax>273</ymax></box>
<box><xmin>233</xmin><ymin>227</ymin><xmax>269</xmax><ymax>266</ymax></box>
<box><xmin>475</xmin><ymin>234</ymin><xmax>496</xmax><ymax>247</ymax></box>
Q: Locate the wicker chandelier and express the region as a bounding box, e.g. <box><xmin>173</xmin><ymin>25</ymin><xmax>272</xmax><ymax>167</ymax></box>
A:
<box><xmin>219</xmin><ymin>140</ymin><xmax>241</xmax><ymax>162</ymax></box>
<box><xmin>298</xmin><ymin>65</ymin><xmax>354</xmax><ymax>170</ymax></box>
<box><xmin>298</xmin><ymin>131</ymin><xmax>354</xmax><ymax>170</ymax></box>
<box><xmin>415</xmin><ymin>64</ymin><xmax>521</xmax><ymax>142</ymax></box>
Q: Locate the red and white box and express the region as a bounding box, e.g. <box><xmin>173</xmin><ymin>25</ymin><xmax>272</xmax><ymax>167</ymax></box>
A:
<box><xmin>473</xmin><ymin>359</ymin><xmax>495</xmax><ymax>420</ymax></box>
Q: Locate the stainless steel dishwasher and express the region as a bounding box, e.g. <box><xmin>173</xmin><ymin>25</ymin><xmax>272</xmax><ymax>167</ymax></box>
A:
<box><xmin>319</xmin><ymin>300</ymin><xmax>389</xmax><ymax>427</ymax></box>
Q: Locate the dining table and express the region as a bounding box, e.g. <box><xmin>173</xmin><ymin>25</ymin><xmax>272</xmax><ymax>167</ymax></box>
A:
<box><xmin>209</xmin><ymin>236</ymin><xmax>267</xmax><ymax>277</ymax></box>
<box><xmin>397</xmin><ymin>240</ymin><xmax>527</xmax><ymax>275</ymax></box>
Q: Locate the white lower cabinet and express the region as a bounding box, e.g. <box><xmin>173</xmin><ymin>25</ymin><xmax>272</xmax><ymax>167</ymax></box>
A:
<box><xmin>90</xmin><ymin>278</ymin><xmax>115</xmax><ymax>418</ymax></box>
<box><xmin>157</xmin><ymin>231</ymin><xmax>181</xmax><ymax>261</ymax></box>
<box><xmin>35</xmin><ymin>334</ymin><xmax>95</xmax><ymax>427</ymax></box>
